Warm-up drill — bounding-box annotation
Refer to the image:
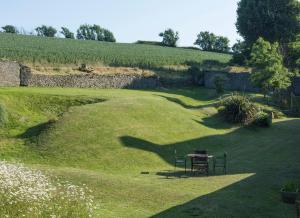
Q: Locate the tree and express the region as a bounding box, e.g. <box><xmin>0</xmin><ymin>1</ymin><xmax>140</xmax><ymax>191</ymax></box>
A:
<box><xmin>1</xmin><ymin>25</ymin><xmax>18</xmax><ymax>34</ymax></box>
<box><xmin>35</xmin><ymin>25</ymin><xmax>57</xmax><ymax>37</ymax></box>
<box><xmin>214</xmin><ymin>36</ymin><xmax>230</xmax><ymax>53</ymax></box>
<box><xmin>236</xmin><ymin>0</ymin><xmax>300</xmax><ymax>45</ymax></box>
<box><xmin>159</xmin><ymin>29</ymin><xmax>179</xmax><ymax>47</ymax></box>
<box><xmin>194</xmin><ymin>31</ymin><xmax>216</xmax><ymax>51</ymax></box>
<box><xmin>249</xmin><ymin>37</ymin><xmax>291</xmax><ymax>96</ymax></box>
<box><xmin>194</xmin><ymin>31</ymin><xmax>230</xmax><ymax>53</ymax></box>
<box><xmin>60</xmin><ymin>27</ymin><xmax>74</xmax><ymax>39</ymax></box>
<box><xmin>230</xmin><ymin>40</ymin><xmax>251</xmax><ymax>65</ymax></box>
<box><xmin>76</xmin><ymin>24</ymin><xmax>116</xmax><ymax>42</ymax></box>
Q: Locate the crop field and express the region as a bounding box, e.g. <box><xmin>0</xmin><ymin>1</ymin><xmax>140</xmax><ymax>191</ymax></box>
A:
<box><xmin>0</xmin><ymin>33</ymin><xmax>231</xmax><ymax>68</ymax></box>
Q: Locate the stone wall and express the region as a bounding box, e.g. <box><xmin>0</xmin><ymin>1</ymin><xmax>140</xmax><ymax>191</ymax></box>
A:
<box><xmin>0</xmin><ymin>61</ymin><xmax>21</xmax><ymax>86</ymax></box>
<box><xmin>292</xmin><ymin>77</ymin><xmax>300</xmax><ymax>96</ymax></box>
<box><xmin>203</xmin><ymin>71</ymin><xmax>259</xmax><ymax>92</ymax></box>
<box><xmin>21</xmin><ymin>69</ymin><xmax>159</xmax><ymax>89</ymax></box>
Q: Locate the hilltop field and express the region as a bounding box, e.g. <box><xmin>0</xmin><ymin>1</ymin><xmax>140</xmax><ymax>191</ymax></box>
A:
<box><xmin>0</xmin><ymin>33</ymin><xmax>231</xmax><ymax>72</ymax></box>
<box><xmin>0</xmin><ymin>87</ymin><xmax>300</xmax><ymax>217</ymax></box>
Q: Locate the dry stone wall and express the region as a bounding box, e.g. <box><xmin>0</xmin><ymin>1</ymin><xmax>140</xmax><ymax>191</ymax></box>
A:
<box><xmin>203</xmin><ymin>71</ymin><xmax>259</xmax><ymax>92</ymax></box>
<box><xmin>0</xmin><ymin>61</ymin><xmax>21</xmax><ymax>86</ymax></box>
<box><xmin>25</xmin><ymin>73</ymin><xmax>159</xmax><ymax>89</ymax></box>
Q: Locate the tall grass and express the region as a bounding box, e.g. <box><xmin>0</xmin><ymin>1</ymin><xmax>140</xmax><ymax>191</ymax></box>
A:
<box><xmin>0</xmin><ymin>161</ymin><xmax>95</xmax><ymax>218</ymax></box>
<box><xmin>0</xmin><ymin>33</ymin><xmax>231</xmax><ymax>68</ymax></box>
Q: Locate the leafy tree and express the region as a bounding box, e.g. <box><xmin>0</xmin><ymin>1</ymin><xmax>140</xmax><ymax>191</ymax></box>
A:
<box><xmin>289</xmin><ymin>35</ymin><xmax>300</xmax><ymax>69</ymax></box>
<box><xmin>159</xmin><ymin>29</ymin><xmax>179</xmax><ymax>47</ymax></box>
<box><xmin>76</xmin><ymin>24</ymin><xmax>116</xmax><ymax>42</ymax></box>
<box><xmin>249</xmin><ymin>37</ymin><xmax>291</xmax><ymax>96</ymax></box>
<box><xmin>60</xmin><ymin>27</ymin><xmax>74</xmax><ymax>39</ymax></box>
<box><xmin>194</xmin><ymin>31</ymin><xmax>230</xmax><ymax>53</ymax></box>
<box><xmin>236</xmin><ymin>0</ymin><xmax>300</xmax><ymax>45</ymax></box>
<box><xmin>230</xmin><ymin>40</ymin><xmax>250</xmax><ymax>65</ymax></box>
<box><xmin>215</xmin><ymin>36</ymin><xmax>230</xmax><ymax>53</ymax></box>
<box><xmin>194</xmin><ymin>31</ymin><xmax>216</xmax><ymax>51</ymax></box>
<box><xmin>35</xmin><ymin>25</ymin><xmax>57</xmax><ymax>37</ymax></box>
<box><xmin>1</xmin><ymin>25</ymin><xmax>18</xmax><ymax>34</ymax></box>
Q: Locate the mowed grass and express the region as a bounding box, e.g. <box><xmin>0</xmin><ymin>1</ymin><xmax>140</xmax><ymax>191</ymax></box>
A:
<box><xmin>0</xmin><ymin>33</ymin><xmax>231</xmax><ymax>68</ymax></box>
<box><xmin>0</xmin><ymin>87</ymin><xmax>300</xmax><ymax>217</ymax></box>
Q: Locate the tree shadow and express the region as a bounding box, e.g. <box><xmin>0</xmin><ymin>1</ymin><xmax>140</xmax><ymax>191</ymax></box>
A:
<box><xmin>120</xmin><ymin>119</ymin><xmax>300</xmax><ymax>217</ymax></box>
<box><xmin>155</xmin><ymin>95</ymin><xmax>217</xmax><ymax>110</ymax></box>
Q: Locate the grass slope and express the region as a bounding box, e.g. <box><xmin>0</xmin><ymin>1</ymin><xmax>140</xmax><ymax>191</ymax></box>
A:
<box><xmin>0</xmin><ymin>87</ymin><xmax>299</xmax><ymax>217</ymax></box>
<box><xmin>0</xmin><ymin>33</ymin><xmax>231</xmax><ymax>68</ymax></box>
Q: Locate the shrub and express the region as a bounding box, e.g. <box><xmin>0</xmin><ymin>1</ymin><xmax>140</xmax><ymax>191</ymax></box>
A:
<box><xmin>282</xmin><ymin>182</ymin><xmax>299</xmax><ymax>192</ymax></box>
<box><xmin>0</xmin><ymin>104</ymin><xmax>8</xmax><ymax>127</ymax></box>
<box><xmin>253</xmin><ymin>111</ymin><xmax>272</xmax><ymax>127</ymax></box>
<box><xmin>218</xmin><ymin>93</ymin><xmax>258</xmax><ymax>124</ymax></box>
<box><xmin>214</xmin><ymin>75</ymin><xmax>227</xmax><ymax>94</ymax></box>
<box><xmin>188</xmin><ymin>66</ymin><xmax>204</xmax><ymax>85</ymax></box>
<box><xmin>0</xmin><ymin>161</ymin><xmax>95</xmax><ymax>217</ymax></box>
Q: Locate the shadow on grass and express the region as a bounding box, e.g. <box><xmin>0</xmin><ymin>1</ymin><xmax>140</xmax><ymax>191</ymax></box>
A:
<box><xmin>155</xmin><ymin>95</ymin><xmax>217</xmax><ymax>110</ymax></box>
<box><xmin>120</xmin><ymin>119</ymin><xmax>300</xmax><ymax>217</ymax></box>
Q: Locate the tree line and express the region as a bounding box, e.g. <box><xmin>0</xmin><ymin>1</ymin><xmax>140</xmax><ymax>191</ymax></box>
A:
<box><xmin>231</xmin><ymin>0</ymin><xmax>300</xmax><ymax>104</ymax></box>
<box><xmin>1</xmin><ymin>24</ymin><xmax>232</xmax><ymax>53</ymax></box>
<box><xmin>0</xmin><ymin>24</ymin><xmax>116</xmax><ymax>42</ymax></box>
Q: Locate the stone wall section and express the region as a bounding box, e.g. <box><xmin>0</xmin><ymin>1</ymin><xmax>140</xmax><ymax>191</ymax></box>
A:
<box><xmin>0</xmin><ymin>61</ymin><xmax>21</xmax><ymax>86</ymax></box>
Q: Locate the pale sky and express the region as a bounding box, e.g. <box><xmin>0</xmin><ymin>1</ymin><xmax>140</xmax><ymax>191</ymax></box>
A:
<box><xmin>0</xmin><ymin>0</ymin><xmax>241</xmax><ymax>46</ymax></box>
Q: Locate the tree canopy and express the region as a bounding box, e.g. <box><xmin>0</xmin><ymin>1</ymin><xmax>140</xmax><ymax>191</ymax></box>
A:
<box><xmin>1</xmin><ymin>25</ymin><xmax>18</xmax><ymax>34</ymax></box>
<box><xmin>60</xmin><ymin>27</ymin><xmax>74</xmax><ymax>39</ymax></box>
<box><xmin>194</xmin><ymin>31</ymin><xmax>230</xmax><ymax>53</ymax></box>
<box><xmin>159</xmin><ymin>29</ymin><xmax>179</xmax><ymax>47</ymax></box>
<box><xmin>249</xmin><ymin>37</ymin><xmax>291</xmax><ymax>94</ymax></box>
<box><xmin>76</xmin><ymin>24</ymin><xmax>116</xmax><ymax>42</ymax></box>
<box><xmin>236</xmin><ymin>0</ymin><xmax>300</xmax><ymax>45</ymax></box>
<box><xmin>35</xmin><ymin>25</ymin><xmax>57</xmax><ymax>37</ymax></box>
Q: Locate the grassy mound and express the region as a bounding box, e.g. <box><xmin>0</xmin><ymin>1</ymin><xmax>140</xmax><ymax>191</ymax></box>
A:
<box><xmin>0</xmin><ymin>87</ymin><xmax>300</xmax><ymax>217</ymax></box>
<box><xmin>0</xmin><ymin>33</ymin><xmax>231</xmax><ymax>69</ymax></box>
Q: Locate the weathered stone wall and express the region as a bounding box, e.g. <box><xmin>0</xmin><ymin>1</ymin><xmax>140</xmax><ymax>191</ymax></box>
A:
<box><xmin>292</xmin><ymin>77</ymin><xmax>300</xmax><ymax>96</ymax></box>
<box><xmin>22</xmin><ymin>72</ymin><xmax>159</xmax><ymax>89</ymax></box>
<box><xmin>203</xmin><ymin>71</ymin><xmax>259</xmax><ymax>92</ymax></box>
<box><xmin>0</xmin><ymin>61</ymin><xmax>21</xmax><ymax>86</ymax></box>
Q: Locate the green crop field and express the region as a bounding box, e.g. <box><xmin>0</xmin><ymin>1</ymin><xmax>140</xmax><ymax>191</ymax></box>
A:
<box><xmin>0</xmin><ymin>33</ymin><xmax>231</xmax><ymax>68</ymax></box>
<box><xmin>0</xmin><ymin>87</ymin><xmax>299</xmax><ymax>217</ymax></box>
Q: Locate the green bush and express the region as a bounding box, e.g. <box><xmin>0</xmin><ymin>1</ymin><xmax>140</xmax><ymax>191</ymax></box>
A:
<box><xmin>218</xmin><ymin>93</ymin><xmax>258</xmax><ymax>125</ymax></box>
<box><xmin>282</xmin><ymin>182</ymin><xmax>299</xmax><ymax>192</ymax></box>
<box><xmin>253</xmin><ymin>111</ymin><xmax>272</xmax><ymax>127</ymax></box>
<box><xmin>214</xmin><ymin>75</ymin><xmax>227</xmax><ymax>94</ymax></box>
<box><xmin>188</xmin><ymin>66</ymin><xmax>204</xmax><ymax>85</ymax></box>
<box><xmin>0</xmin><ymin>104</ymin><xmax>8</xmax><ymax>127</ymax></box>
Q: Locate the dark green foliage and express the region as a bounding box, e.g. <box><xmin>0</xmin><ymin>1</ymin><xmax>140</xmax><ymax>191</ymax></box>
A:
<box><xmin>214</xmin><ymin>75</ymin><xmax>227</xmax><ymax>94</ymax></box>
<box><xmin>60</xmin><ymin>27</ymin><xmax>74</xmax><ymax>39</ymax></box>
<box><xmin>0</xmin><ymin>104</ymin><xmax>8</xmax><ymax>127</ymax></box>
<box><xmin>1</xmin><ymin>25</ymin><xmax>18</xmax><ymax>34</ymax></box>
<box><xmin>136</xmin><ymin>41</ymin><xmax>162</xmax><ymax>46</ymax></box>
<box><xmin>187</xmin><ymin>65</ymin><xmax>204</xmax><ymax>84</ymax></box>
<box><xmin>194</xmin><ymin>31</ymin><xmax>230</xmax><ymax>53</ymax></box>
<box><xmin>218</xmin><ymin>93</ymin><xmax>258</xmax><ymax>124</ymax></box>
<box><xmin>76</xmin><ymin>24</ymin><xmax>116</xmax><ymax>42</ymax></box>
<box><xmin>230</xmin><ymin>40</ymin><xmax>250</xmax><ymax>65</ymax></box>
<box><xmin>35</xmin><ymin>25</ymin><xmax>57</xmax><ymax>37</ymax></box>
<box><xmin>236</xmin><ymin>0</ymin><xmax>300</xmax><ymax>45</ymax></box>
<box><xmin>253</xmin><ymin>112</ymin><xmax>272</xmax><ymax>127</ymax></box>
<box><xmin>249</xmin><ymin>38</ymin><xmax>291</xmax><ymax>95</ymax></box>
<box><xmin>282</xmin><ymin>182</ymin><xmax>299</xmax><ymax>192</ymax></box>
<box><xmin>290</xmin><ymin>35</ymin><xmax>300</xmax><ymax>69</ymax></box>
<box><xmin>159</xmin><ymin>29</ymin><xmax>179</xmax><ymax>47</ymax></box>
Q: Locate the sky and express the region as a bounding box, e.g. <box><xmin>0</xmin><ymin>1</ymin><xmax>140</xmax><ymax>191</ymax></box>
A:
<box><xmin>0</xmin><ymin>0</ymin><xmax>241</xmax><ymax>46</ymax></box>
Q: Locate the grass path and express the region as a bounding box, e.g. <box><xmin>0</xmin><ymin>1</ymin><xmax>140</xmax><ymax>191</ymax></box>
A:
<box><xmin>0</xmin><ymin>87</ymin><xmax>299</xmax><ymax>217</ymax></box>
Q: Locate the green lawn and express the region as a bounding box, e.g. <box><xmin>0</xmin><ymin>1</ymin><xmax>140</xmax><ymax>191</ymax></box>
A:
<box><xmin>0</xmin><ymin>87</ymin><xmax>299</xmax><ymax>217</ymax></box>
